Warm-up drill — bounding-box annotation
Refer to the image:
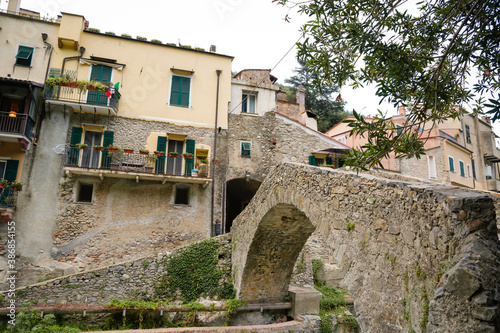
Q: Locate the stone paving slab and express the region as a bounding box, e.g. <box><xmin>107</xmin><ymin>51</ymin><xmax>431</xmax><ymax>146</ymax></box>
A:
<box><xmin>82</xmin><ymin>320</ymin><xmax>302</xmax><ymax>333</ymax></box>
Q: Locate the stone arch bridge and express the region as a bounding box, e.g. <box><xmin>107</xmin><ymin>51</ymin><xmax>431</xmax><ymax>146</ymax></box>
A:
<box><xmin>231</xmin><ymin>163</ymin><xmax>500</xmax><ymax>333</ymax></box>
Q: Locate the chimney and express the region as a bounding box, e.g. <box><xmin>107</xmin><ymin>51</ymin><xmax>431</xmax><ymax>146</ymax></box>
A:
<box><xmin>297</xmin><ymin>85</ymin><xmax>305</xmax><ymax>113</ymax></box>
<box><xmin>209</xmin><ymin>45</ymin><xmax>216</xmax><ymax>53</ymax></box>
<box><xmin>398</xmin><ymin>105</ymin><xmax>406</xmax><ymax>116</ymax></box>
<box><xmin>8</xmin><ymin>0</ymin><xmax>20</xmax><ymax>14</ymax></box>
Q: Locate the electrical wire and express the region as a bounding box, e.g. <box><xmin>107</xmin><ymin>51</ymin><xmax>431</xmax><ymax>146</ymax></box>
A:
<box><xmin>229</xmin><ymin>34</ymin><xmax>303</xmax><ymax>114</ymax></box>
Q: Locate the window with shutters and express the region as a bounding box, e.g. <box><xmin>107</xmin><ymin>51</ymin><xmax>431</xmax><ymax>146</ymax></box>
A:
<box><xmin>459</xmin><ymin>160</ymin><xmax>465</xmax><ymax>177</ymax></box>
<box><xmin>15</xmin><ymin>46</ymin><xmax>34</xmax><ymax>67</ymax></box>
<box><xmin>465</xmin><ymin>125</ymin><xmax>471</xmax><ymax>143</ymax></box>
<box><xmin>241</xmin><ymin>141</ymin><xmax>251</xmax><ymax>157</ymax></box>
<box><xmin>448</xmin><ymin>156</ymin><xmax>455</xmax><ymax>173</ymax></box>
<box><xmin>169</xmin><ymin>75</ymin><xmax>191</xmax><ymax>107</ymax></box>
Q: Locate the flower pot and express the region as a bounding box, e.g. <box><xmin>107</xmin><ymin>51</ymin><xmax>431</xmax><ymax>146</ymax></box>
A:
<box><xmin>139</xmin><ymin>151</ymin><xmax>149</xmax><ymax>155</ymax></box>
<box><xmin>77</xmin><ymin>146</ymin><xmax>87</xmax><ymax>150</ymax></box>
<box><xmin>155</xmin><ymin>152</ymin><xmax>165</xmax><ymax>157</ymax></box>
<box><xmin>124</xmin><ymin>149</ymin><xmax>134</xmax><ymax>154</ymax></box>
<box><xmin>94</xmin><ymin>147</ymin><xmax>104</xmax><ymax>151</ymax></box>
<box><xmin>183</xmin><ymin>155</ymin><xmax>193</xmax><ymax>159</ymax></box>
<box><xmin>169</xmin><ymin>153</ymin><xmax>178</xmax><ymax>158</ymax></box>
<box><xmin>108</xmin><ymin>148</ymin><xmax>119</xmax><ymax>152</ymax></box>
<box><xmin>87</xmin><ymin>86</ymin><xmax>98</xmax><ymax>91</ymax></box>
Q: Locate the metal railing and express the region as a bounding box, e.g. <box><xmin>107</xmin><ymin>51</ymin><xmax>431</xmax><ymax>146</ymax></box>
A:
<box><xmin>0</xmin><ymin>112</ymin><xmax>35</xmax><ymax>139</ymax></box>
<box><xmin>0</xmin><ymin>187</ymin><xmax>18</xmax><ymax>208</ymax></box>
<box><xmin>63</xmin><ymin>146</ymin><xmax>203</xmax><ymax>177</ymax></box>
<box><xmin>45</xmin><ymin>86</ymin><xmax>120</xmax><ymax>109</ymax></box>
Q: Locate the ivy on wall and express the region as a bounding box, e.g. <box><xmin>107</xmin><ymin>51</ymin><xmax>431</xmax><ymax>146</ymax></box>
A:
<box><xmin>155</xmin><ymin>239</ymin><xmax>235</xmax><ymax>302</ymax></box>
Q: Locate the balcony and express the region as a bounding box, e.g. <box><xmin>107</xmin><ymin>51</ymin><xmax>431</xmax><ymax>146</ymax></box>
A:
<box><xmin>45</xmin><ymin>83</ymin><xmax>120</xmax><ymax>115</ymax></box>
<box><xmin>62</xmin><ymin>146</ymin><xmax>211</xmax><ymax>185</ymax></box>
<box><xmin>0</xmin><ymin>111</ymin><xmax>35</xmax><ymax>142</ymax></box>
<box><xmin>0</xmin><ymin>187</ymin><xmax>19</xmax><ymax>208</ymax></box>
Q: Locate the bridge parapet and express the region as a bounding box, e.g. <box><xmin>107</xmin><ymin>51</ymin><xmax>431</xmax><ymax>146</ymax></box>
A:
<box><xmin>232</xmin><ymin>163</ymin><xmax>500</xmax><ymax>332</ymax></box>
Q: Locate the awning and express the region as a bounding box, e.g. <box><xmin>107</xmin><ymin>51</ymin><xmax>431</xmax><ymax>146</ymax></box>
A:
<box><xmin>79</xmin><ymin>58</ymin><xmax>126</xmax><ymax>70</ymax></box>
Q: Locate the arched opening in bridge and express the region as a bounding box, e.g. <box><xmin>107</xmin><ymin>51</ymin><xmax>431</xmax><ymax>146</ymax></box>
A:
<box><xmin>225</xmin><ymin>177</ymin><xmax>261</xmax><ymax>233</ymax></box>
<box><xmin>236</xmin><ymin>203</ymin><xmax>316</xmax><ymax>302</ymax></box>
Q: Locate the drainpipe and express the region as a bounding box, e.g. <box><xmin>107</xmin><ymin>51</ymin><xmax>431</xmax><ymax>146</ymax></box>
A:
<box><xmin>58</xmin><ymin>47</ymin><xmax>85</xmax><ymax>99</ymax></box>
<box><xmin>42</xmin><ymin>33</ymin><xmax>53</xmax><ymax>83</ymax></box>
<box><xmin>210</xmin><ymin>70</ymin><xmax>222</xmax><ymax>237</ymax></box>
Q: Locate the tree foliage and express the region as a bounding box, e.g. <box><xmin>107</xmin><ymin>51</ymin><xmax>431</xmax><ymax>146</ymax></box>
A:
<box><xmin>277</xmin><ymin>0</ymin><xmax>500</xmax><ymax>169</ymax></box>
<box><xmin>284</xmin><ymin>60</ymin><xmax>350</xmax><ymax>132</ymax></box>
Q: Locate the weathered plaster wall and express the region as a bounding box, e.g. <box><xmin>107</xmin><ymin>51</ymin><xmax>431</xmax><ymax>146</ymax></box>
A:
<box><xmin>232</xmin><ymin>163</ymin><xmax>500</xmax><ymax>333</ymax></box>
<box><xmin>4</xmin><ymin>235</ymin><xmax>232</xmax><ymax>306</ymax></box>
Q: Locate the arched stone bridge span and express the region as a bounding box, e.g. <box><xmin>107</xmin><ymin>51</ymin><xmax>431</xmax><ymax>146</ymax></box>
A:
<box><xmin>231</xmin><ymin>163</ymin><xmax>500</xmax><ymax>333</ymax></box>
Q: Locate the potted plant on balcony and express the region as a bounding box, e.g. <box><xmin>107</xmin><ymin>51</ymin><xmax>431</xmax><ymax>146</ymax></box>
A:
<box><xmin>11</xmin><ymin>181</ymin><xmax>23</xmax><ymax>191</ymax></box>
<box><xmin>0</xmin><ymin>179</ymin><xmax>9</xmax><ymax>189</ymax></box>
<box><xmin>155</xmin><ymin>151</ymin><xmax>165</xmax><ymax>157</ymax></box>
<box><xmin>76</xmin><ymin>143</ymin><xmax>88</xmax><ymax>149</ymax></box>
<box><xmin>93</xmin><ymin>145</ymin><xmax>104</xmax><ymax>151</ymax></box>
<box><xmin>168</xmin><ymin>151</ymin><xmax>178</xmax><ymax>158</ymax></box>
<box><xmin>183</xmin><ymin>153</ymin><xmax>194</xmax><ymax>159</ymax></box>
<box><xmin>123</xmin><ymin>148</ymin><xmax>134</xmax><ymax>154</ymax></box>
<box><xmin>139</xmin><ymin>149</ymin><xmax>149</xmax><ymax>155</ymax></box>
<box><xmin>107</xmin><ymin>145</ymin><xmax>119</xmax><ymax>152</ymax></box>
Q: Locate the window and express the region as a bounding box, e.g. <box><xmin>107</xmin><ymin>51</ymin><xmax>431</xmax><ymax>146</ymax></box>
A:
<box><xmin>78</xmin><ymin>183</ymin><xmax>93</xmax><ymax>203</ymax></box>
<box><xmin>467</xmin><ymin>164</ymin><xmax>471</xmax><ymax>178</ymax></box>
<box><xmin>242</xmin><ymin>93</ymin><xmax>256</xmax><ymax>113</ymax></box>
<box><xmin>170</xmin><ymin>75</ymin><xmax>191</xmax><ymax>107</ymax></box>
<box><xmin>448</xmin><ymin>156</ymin><xmax>455</xmax><ymax>172</ymax></box>
<box><xmin>175</xmin><ymin>185</ymin><xmax>190</xmax><ymax>205</ymax></box>
<box><xmin>396</xmin><ymin>124</ymin><xmax>403</xmax><ymax>136</ymax></box>
<box><xmin>15</xmin><ymin>46</ymin><xmax>34</xmax><ymax>67</ymax></box>
<box><xmin>459</xmin><ymin>160</ymin><xmax>465</xmax><ymax>177</ymax></box>
<box><xmin>465</xmin><ymin>125</ymin><xmax>471</xmax><ymax>143</ymax></box>
<box><xmin>428</xmin><ymin>156</ymin><xmax>437</xmax><ymax>179</ymax></box>
<box><xmin>485</xmin><ymin>165</ymin><xmax>493</xmax><ymax>180</ymax></box>
<box><xmin>241</xmin><ymin>142</ymin><xmax>251</xmax><ymax>157</ymax></box>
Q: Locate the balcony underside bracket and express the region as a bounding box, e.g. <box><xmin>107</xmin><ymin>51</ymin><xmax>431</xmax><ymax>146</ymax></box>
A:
<box><xmin>162</xmin><ymin>178</ymin><xmax>167</xmax><ymax>185</ymax></box>
<box><xmin>136</xmin><ymin>176</ymin><xmax>139</xmax><ymax>183</ymax></box>
<box><xmin>99</xmin><ymin>173</ymin><xmax>104</xmax><ymax>181</ymax></box>
<box><xmin>203</xmin><ymin>181</ymin><xmax>209</xmax><ymax>188</ymax></box>
<box><xmin>65</xmin><ymin>169</ymin><xmax>73</xmax><ymax>178</ymax></box>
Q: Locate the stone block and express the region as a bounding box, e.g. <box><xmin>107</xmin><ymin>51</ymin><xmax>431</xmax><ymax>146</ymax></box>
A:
<box><xmin>289</xmin><ymin>286</ymin><xmax>322</xmax><ymax>316</ymax></box>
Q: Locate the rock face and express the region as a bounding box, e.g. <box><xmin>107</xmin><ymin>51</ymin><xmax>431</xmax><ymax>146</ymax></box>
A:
<box><xmin>232</xmin><ymin>163</ymin><xmax>500</xmax><ymax>333</ymax></box>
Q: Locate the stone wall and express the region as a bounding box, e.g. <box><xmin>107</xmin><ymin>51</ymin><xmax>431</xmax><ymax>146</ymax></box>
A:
<box><xmin>227</xmin><ymin>112</ymin><xmax>340</xmax><ymax>183</ymax></box>
<box><xmin>232</xmin><ymin>163</ymin><xmax>500</xmax><ymax>333</ymax></box>
<box><xmin>277</xmin><ymin>101</ymin><xmax>301</xmax><ymax>122</ymax></box>
<box><xmin>400</xmin><ymin>146</ymin><xmax>449</xmax><ymax>185</ymax></box>
<box><xmin>5</xmin><ymin>235</ymin><xmax>232</xmax><ymax>306</ymax></box>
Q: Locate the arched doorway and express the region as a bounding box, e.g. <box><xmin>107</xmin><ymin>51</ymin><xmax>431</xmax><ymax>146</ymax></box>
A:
<box><xmin>225</xmin><ymin>177</ymin><xmax>261</xmax><ymax>233</ymax></box>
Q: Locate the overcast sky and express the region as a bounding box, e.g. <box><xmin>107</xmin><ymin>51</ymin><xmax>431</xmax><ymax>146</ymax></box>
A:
<box><xmin>4</xmin><ymin>0</ymin><xmax>498</xmax><ymax>138</ymax></box>
<box><xmin>2</xmin><ymin>0</ymin><xmax>396</xmax><ymax>117</ymax></box>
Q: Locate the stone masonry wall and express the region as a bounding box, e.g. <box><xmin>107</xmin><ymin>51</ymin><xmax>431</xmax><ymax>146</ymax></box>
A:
<box><xmin>232</xmin><ymin>163</ymin><xmax>500</xmax><ymax>333</ymax></box>
<box><xmin>227</xmin><ymin>112</ymin><xmax>337</xmax><ymax>183</ymax></box>
<box><xmin>400</xmin><ymin>146</ymin><xmax>449</xmax><ymax>185</ymax></box>
<box><xmin>5</xmin><ymin>235</ymin><xmax>232</xmax><ymax>306</ymax></box>
<box><xmin>49</xmin><ymin>112</ymin><xmax>228</xmax><ymax>272</ymax></box>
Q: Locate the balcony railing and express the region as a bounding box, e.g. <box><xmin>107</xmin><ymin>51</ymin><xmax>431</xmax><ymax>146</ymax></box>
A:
<box><xmin>0</xmin><ymin>187</ymin><xmax>18</xmax><ymax>208</ymax></box>
<box><xmin>0</xmin><ymin>111</ymin><xmax>35</xmax><ymax>139</ymax></box>
<box><xmin>45</xmin><ymin>85</ymin><xmax>120</xmax><ymax>110</ymax></box>
<box><xmin>63</xmin><ymin>146</ymin><xmax>205</xmax><ymax>178</ymax></box>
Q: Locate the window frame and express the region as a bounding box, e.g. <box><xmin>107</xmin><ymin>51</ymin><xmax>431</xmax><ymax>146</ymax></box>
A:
<box><xmin>15</xmin><ymin>45</ymin><xmax>34</xmax><ymax>67</ymax></box>
<box><xmin>242</xmin><ymin>92</ymin><xmax>257</xmax><ymax>114</ymax></box>
<box><xmin>169</xmin><ymin>73</ymin><xmax>192</xmax><ymax>108</ymax></box>
<box><xmin>465</xmin><ymin>124</ymin><xmax>471</xmax><ymax>143</ymax></box>
<box><xmin>459</xmin><ymin>160</ymin><xmax>465</xmax><ymax>177</ymax></box>
<box><xmin>428</xmin><ymin>155</ymin><xmax>437</xmax><ymax>179</ymax></box>
<box><xmin>240</xmin><ymin>141</ymin><xmax>251</xmax><ymax>157</ymax></box>
<box><xmin>76</xmin><ymin>182</ymin><xmax>94</xmax><ymax>203</ymax></box>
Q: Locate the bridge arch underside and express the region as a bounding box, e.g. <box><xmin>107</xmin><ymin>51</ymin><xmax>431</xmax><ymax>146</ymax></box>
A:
<box><xmin>238</xmin><ymin>204</ymin><xmax>315</xmax><ymax>303</ymax></box>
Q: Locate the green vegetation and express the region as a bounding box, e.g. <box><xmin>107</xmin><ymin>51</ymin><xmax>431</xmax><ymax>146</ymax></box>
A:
<box><xmin>155</xmin><ymin>239</ymin><xmax>235</xmax><ymax>302</ymax></box>
<box><xmin>151</xmin><ymin>39</ymin><xmax>162</xmax><ymax>44</ymax></box>
<box><xmin>0</xmin><ymin>311</ymin><xmax>81</xmax><ymax>332</ymax></box>
<box><xmin>312</xmin><ymin>259</ymin><xmax>360</xmax><ymax>333</ymax></box>
<box><xmin>87</xmin><ymin>27</ymin><xmax>100</xmax><ymax>33</ymax></box>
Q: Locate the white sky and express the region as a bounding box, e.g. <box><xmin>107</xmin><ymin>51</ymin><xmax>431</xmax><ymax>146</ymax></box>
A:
<box><xmin>3</xmin><ymin>0</ymin><xmax>498</xmax><ymax>137</ymax></box>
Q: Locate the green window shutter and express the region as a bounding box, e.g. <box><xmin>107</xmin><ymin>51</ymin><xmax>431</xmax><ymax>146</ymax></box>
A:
<box><xmin>101</xmin><ymin>66</ymin><xmax>112</xmax><ymax>82</ymax></box>
<box><xmin>326</xmin><ymin>157</ymin><xmax>333</xmax><ymax>165</ymax></box>
<box><xmin>186</xmin><ymin>139</ymin><xmax>195</xmax><ymax>154</ymax></box>
<box><xmin>4</xmin><ymin>160</ymin><xmax>19</xmax><ymax>182</ymax></box>
<box><xmin>48</xmin><ymin>68</ymin><xmax>61</xmax><ymax>78</ymax></box>
<box><xmin>16</xmin><ymin>46</ymin><xmax>33</xmax><ymax>60</ymax></box>
<box><xmin>170</xmin><ymin>76</ymin><xmax>190</xmax><ymax>107</ymax></box>
<box><xmin>241</xmin><ymin>142</ymin><xmax>251</xmax><ymax>157</ymax></box>
<box><xmin>100</xmin><ymin>130</ymin><xmax>114</xmax><ymax>169</ymax></box>
<box><xmin>448</xmin><ymin>157</ymin><xmax>454</xmax><ymax>172</ymax></box>
<box><xmin>309</xmin><ymin>155</ymin><xmax>316</xmax><ymax>165</ymax></box>
<box><xmin>459</xmin><ymin>161</ymin><xmax>465</xmax><ymax>177</ymax></box>
<box><xmin>68</xmin><ymin>127</ymin><xmax>83</xmax><ymax>166</ymax></box>
<box><xmin>155</xmin><ymin>136</ymin><xmax>167</xmax><ymax>174</ymax></box>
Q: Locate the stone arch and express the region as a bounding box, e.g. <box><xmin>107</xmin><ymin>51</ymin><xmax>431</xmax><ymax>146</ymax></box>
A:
<box><xmin>225</xmin><ymin>177</ymin><xmax>261</xmax><ymax>232</ymax></box>
<box><xmin>232</xmin><ymin>162</ymin><xmax>500</xmax><ymax>332</ymax></box>
<box><xmin>237</xmin><ymin>204</ymin><xmax>315</xmax><ymax>302</ymax></box>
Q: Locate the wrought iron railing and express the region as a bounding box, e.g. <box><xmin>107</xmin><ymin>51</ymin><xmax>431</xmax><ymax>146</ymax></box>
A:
<box><xmin>0</xmin><ymin>112</ymin><xmax>35</xmax><ymax>139</ymax></box>
<box><xmin>45</xmin><ymin>86</ymin><xmax>120</xmax><ymax>109</ymax></box>
<box><xmin>0</xmin><ymin>187</ymin><xmax>18</xmax><ymax>208</ymax></box>
<box><xmin>63</xmin><ymin>146</ymin><xmax>204</xmax><ymax>177</ymax></box>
